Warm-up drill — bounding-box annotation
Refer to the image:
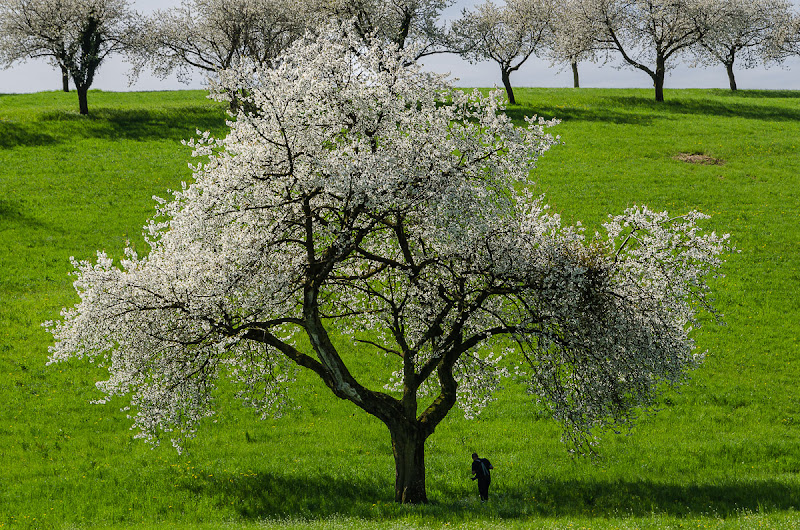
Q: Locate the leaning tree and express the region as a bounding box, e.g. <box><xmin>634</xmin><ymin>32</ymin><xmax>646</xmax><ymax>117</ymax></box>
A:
<box><xmin>46</xmin><ymin>26</ymin><xmax>732</xmax><ymax>504</ymax></box>
<box><xmin>0</xmin><ymin>0</ymin><xmax>135</xmax><ymax>114</ymax></box>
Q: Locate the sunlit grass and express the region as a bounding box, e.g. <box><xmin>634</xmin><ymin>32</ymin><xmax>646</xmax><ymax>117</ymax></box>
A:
<box><xmin>1</xmin><ymin>88</ymin><xmax>799</xmax><ymax>528</ymax></box>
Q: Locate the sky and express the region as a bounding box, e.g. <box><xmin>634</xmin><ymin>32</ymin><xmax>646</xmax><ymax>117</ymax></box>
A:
<box><xmin>1</xmin><ymin>0</ymin><xmax>799</xmax><ymax>94</ymax></box>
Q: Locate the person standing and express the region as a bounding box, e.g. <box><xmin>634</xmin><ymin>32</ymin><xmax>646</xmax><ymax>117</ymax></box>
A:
<box><xmin>471</xmin><ymin>452</ymin><xmax>493</xmax><ymax>502</ymax></box>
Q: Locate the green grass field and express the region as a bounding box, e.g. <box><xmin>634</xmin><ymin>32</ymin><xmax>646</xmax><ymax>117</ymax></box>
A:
<box><xmin>1</xmin><ymin>87</ymin><xmax>799</xmax><ymax>529</ymax></box>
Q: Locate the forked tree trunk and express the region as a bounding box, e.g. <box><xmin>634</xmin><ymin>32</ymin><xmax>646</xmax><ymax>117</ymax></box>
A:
<box><xmin>390</xmin><ymin>424</ymin><xmax>428</xmax><ymax>503</ymax></box>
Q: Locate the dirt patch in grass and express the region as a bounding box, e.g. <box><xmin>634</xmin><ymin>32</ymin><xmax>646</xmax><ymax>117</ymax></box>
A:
<box><xmin>673</xmin><ymin>152</ymin><xmax>725</xmax><ymax>165</ymax></box>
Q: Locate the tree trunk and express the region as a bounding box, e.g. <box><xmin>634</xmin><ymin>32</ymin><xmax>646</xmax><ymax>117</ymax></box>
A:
<box><xmin>500</xmin><ymin>69</ymin><xmax>516</xmax><ymax>105</ymax></box>
<box><xmin>390</xmin><ymin>424</ymin><xmax>428</xmax><ymax>503</ymax></box>
<box><xmin>654</xmin><ymin>57</ymin><xmax>666</xmax><ymax>102</ymax></box>
<box><xmin>61</xmin><ymin>66</ymin><xmax>69</xmax><ymax>92</ymax></box>
<box><xmin>571</xmin><ymin>61</ymin><xmax>580</xmax><ymax>88</ymax></box>
<box><xmin>726</xmin><ymin>62</ymin><xmax>737</xmax><ymax>91</ymax></box>
<box><xmin>77</xmin><ymin>86</ymin><xmax>89</xmax><ymax>115</ymax></box>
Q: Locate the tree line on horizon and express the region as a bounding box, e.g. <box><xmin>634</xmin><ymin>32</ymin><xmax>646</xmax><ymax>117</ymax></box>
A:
<box><xmin>1</xmin><ymin>0</ymin><xmax>800</xmax><ymax>113</ymax></box>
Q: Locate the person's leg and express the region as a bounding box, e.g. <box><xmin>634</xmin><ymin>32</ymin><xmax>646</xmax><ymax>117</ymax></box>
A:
<box><xmin>478</xmin><ymin>478</ymin><xmax>489</xmax><ymax>501</ymax></box>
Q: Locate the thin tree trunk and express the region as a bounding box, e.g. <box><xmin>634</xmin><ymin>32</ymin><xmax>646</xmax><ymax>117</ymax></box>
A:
<box><xmin>61</xmin><ymin>66</ymin><xmax>69</xmax><ymax>92</ymax></box>
<box><xmin>571</xmin><ymin>61</ymin><xmax>580</xmax><ymax>88</ymax></box>
<box><xmin>726</xmin><ymin>62</ymin><xmax>737</xmax><ymax>91</ymax></box>
<box><xmin>501</xmin><ymin>68</ymin><xmax>516</xmax><ymax>105</ymax></box>
<box><xmin>390</xmin><ymin>424</ymin><xmax>428</xmax><ymax>503</ymax></box>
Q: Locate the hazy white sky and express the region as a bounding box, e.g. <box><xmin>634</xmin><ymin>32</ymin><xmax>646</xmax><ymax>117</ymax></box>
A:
<box><xmin>1</xmin><ymin>0</ymin><xmax>799</xmax><ymax>94</ymax></box>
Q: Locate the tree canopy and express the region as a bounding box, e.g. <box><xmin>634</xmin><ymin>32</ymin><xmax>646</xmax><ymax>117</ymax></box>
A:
<box><xmin>46</xmin><ymin>24</ymin><xmax>733</xmax><ymax>503</ymax></box>
<box><xmin>131</xmin><ymin>0</ymin><xmax>308</xmax><ymax>83</ymax></box>
<box><xmin>321</xmin><ymin>0</ymin><xmax>454</xmax><ymax>59</ymax></box>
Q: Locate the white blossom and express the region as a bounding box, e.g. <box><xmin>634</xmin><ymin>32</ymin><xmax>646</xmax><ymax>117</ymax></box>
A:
<box><xmin>129</xmin><ymin>0</ymin><xmax>308</xmax><ymax>83</ymax></box>
<box><xmin>320</xmin><ymin>0</ymin><xmax>454</xmax><ymax>59</ymax></box>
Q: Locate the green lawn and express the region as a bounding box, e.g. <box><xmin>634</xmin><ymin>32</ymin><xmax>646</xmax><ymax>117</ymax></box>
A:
<box><xmin>1</xmin><ymin>88</ymin><xmax>799</xmax><ymax>529</ymax></box>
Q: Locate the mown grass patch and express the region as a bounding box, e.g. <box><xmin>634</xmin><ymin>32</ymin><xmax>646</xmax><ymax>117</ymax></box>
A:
<box><xmin>1</xmin><ymin>87</ymin><xmax>799</xmax><ymax>529</ymax></box>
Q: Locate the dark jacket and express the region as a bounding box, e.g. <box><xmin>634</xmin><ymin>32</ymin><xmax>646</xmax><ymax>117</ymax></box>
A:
<box><xmin>472</xmin><ymin>458</ymin><xmax>492</xmax><ymax>480</ymax></box>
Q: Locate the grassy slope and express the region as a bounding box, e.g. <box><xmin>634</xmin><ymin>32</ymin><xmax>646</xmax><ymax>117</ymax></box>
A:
<box><xmin>0</xmin><ymin>88</ymin><xmax>798</xmax><ymax>529</ymax></box>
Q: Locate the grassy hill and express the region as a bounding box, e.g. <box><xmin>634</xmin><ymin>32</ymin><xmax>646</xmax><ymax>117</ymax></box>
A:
<box><xmin>1</xmin><ymin>88</ymin><xmax>799</xmax><ymax>529</ymax></box>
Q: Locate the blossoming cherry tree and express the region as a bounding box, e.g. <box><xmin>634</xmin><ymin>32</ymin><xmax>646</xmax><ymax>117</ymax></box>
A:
<box><xmin>46</xmin><ymin>27</ymin><xmax>732</xmax><ymax>504</ymax></box>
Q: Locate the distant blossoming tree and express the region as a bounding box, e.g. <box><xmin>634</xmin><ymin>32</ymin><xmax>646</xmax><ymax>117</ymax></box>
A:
<box><xmin>451</xmin><ymin>0</ymin><xmax>554</xmax><ymax>104</ymax></box>
<box><xmin>131</xmin><ymin>0</ymin><xmax>308</xmax><ymax>83</ymax></box>
<box><xmin>573</xmin><ymin>0</ymin><xmax>714</xmax><ymax>101</ymax></box>
<box><xmin>46</xmin><ymin>25</ymin><xmax>732</xmax><ymax>504</ymax></box>
<box><xmin>321</xmin><ymin>0</ymin><xmax>453</xmax><ymax>59</ymax></box>
<box><xmin>691</xmin><ymin>0</ymin><xmax>793</xmax><ymax>90</ymax></box>
<box><xmin>0</xmin><ymin>0</ymin><xmax>135</xmax><ymax>114</ymax></box>
<box><xmin>547</xmin><ymin>0</ymin><xmax>602</xmax><ymax>88</ymax></box>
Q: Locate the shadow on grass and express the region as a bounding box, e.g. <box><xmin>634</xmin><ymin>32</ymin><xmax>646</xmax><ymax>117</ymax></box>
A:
<box><xmin>504</xmin><ymin>104</ymin><xmax>657</xmax><ymax>125</ymax></box>
<box><xmin>0</xmin><ymin>199</ymin><xmax>50</xmax><ymax>229</ymax></box>
<box><xmin>492</xmin><ymin>478</ymin><xmax>800</xmax><ymax>518</ymax></box>
<box><xmin>185</xmin><ymin>471</ymin><xmax>800</xmax><ymax>522</ymax></box>
<box><xmin>708</xmin><ymin>89</ymin><xmax>800</xmax><ymax>99</ymax></box>
<box><xmin>37</xmin><ymin>105</ymin><xmax>228</xmax><ymax>141</ymax></box>
<box><xmin>0</xmin><ymin>121</ymin><xmax>58</xmax><ymax>148</ymax></box>
<box><xmin>606</xmin><ymin>95</ymin><xmax>800</xmax><ymax>122</ymax></box>
<box><xmin>506</xmin><ymin>91</ymin><xmax>800</xmax><ymax>126</ymax></box>
<box><xmin>183</xmin><ymin>471</ymin><xmax>390</xmax><ymax>519</ymax></box>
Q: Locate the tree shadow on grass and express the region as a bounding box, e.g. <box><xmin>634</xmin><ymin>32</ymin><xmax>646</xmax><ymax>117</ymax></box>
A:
<box><xmin>0</xmin><ymin>199</ymin><xmax>50</xmax><ymax>230</ymax></box>
<box><xmin>708</xmin><ymin>89</ymin><xmax>800</xmax><ymax>99</ymax></box>
<box><xmin>485</xmin><ymin>478</ymin><xmax>800</xmax><ymax>519</ymax></box>
<box><xmin>0</xmin><ymin>121</ymin><xmax>58</xmax><ymax>148</ymax></box>
<box><xmin>507</xmin><ymin>90</ymin><xmax>800</xmax><ymax>126</ymax></box>
<box><xmin>504</xmin><ymin>104</ymin><xmax>658</xmax><ymax>126</ymax></box>
<box><xmin>182</xmin><ymin>471</ymin><xmax>391</xmax><ymax>519</ymax></box>
<box><xmin>606</xmin><ymin>95</ymin><xmax>800</xmax><ymax>122</ymax></box>
<box><xmin>37</xmin><ymin>105</ymin><xmax>228</xmax><ymax>142</ymax></box>
<box><xmin>185</xmin><ymin>471</ymin><xmax>800</xmax><ymax>522</ymax></box>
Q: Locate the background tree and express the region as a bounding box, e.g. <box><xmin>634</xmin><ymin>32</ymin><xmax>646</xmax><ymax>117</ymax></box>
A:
<box><xmin>547</xmin><ymin>0</ymin><xmax>601</xmax><ymax>88</ymax></box>
<box><xmin>0</xmin><ymin>0</ymin><xmax>135</xmax><ymax>114</ymax></box>
<box><xmin>451</xmin><ymin>0</ymin><xmax>554</xmax><ymax>104</ymax></box>
<box><xmin>320</xmin><ymin>0</ymin><xmax>453</xmax><ymax>59</ymax></box>
<box><xmin>690</xmin><ymin>0</ymin><xmax>793</xmax><ymax>91</ymax></box>
<box><xmin>131</xmin><ymin>0</ymin><xmax>307</xmax><ymax>83</ymax></box>
<box><xmin>574</xmin><ymin>0</ymin><xmax>712</xmax><ymax>101</ymax></box>
<box><xmin>46</xmin><ymin>25</ymin><xmax>732</xmax><ymax>504</ymax></box>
